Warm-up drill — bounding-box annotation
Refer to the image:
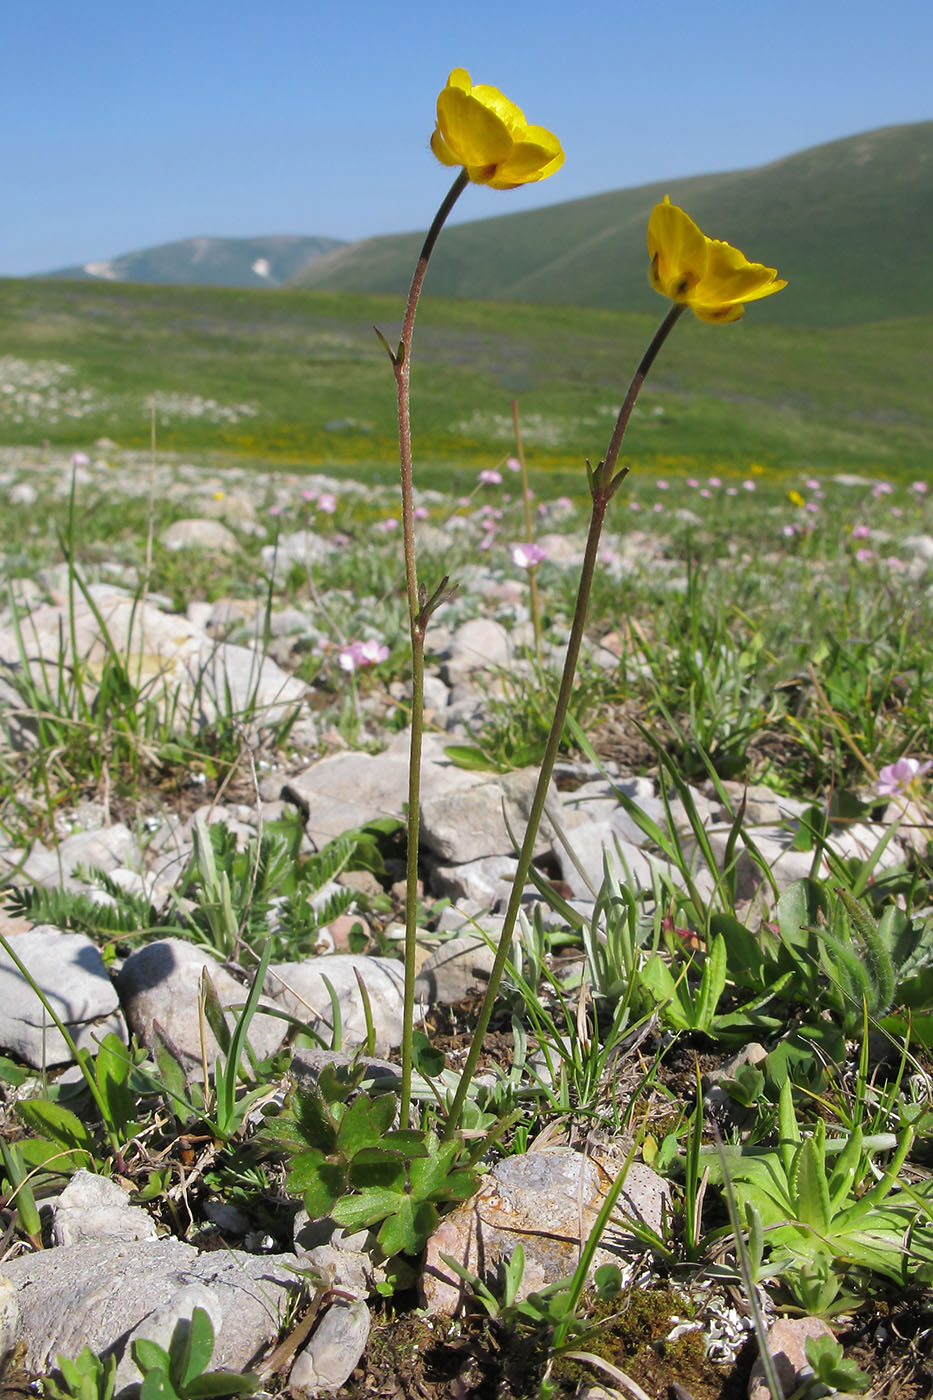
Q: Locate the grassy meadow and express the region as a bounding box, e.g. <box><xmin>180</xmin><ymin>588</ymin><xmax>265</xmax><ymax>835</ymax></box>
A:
<box><xmin>1</xmin><ymin>278</ymin><xmax>932</xmax><ymax>490</ymax></box>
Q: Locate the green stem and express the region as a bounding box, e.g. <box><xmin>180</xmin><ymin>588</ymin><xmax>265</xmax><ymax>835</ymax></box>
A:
<box><xmin>442</xmin><ymin>303</ymin><xmax>686</xmax><ymax>1140</ymax></box>
<box><xmin>393</xmin><ymin>169</ymin><xmax>469</xmax><ymax>1129</ymax></box>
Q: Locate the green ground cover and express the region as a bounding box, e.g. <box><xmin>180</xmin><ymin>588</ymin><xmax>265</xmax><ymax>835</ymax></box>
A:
<box><xmin>2</xmin><ymin>279</ymin><xmax>932</xmax><ymax>485</ymax></box>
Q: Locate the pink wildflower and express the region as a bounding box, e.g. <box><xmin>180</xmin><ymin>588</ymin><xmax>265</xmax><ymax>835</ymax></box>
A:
<box><xmin>338</xmin><ymin>638</ymin><xmax>389</xmax><ymax>672</ymax></box>
<box><xmin>742</xmin><ymin>480</ymin><xmax>756</xmax><ymax>492</ymax></box>
<box><xmin>851</xmin><ymin>524</ymin><xmax>870</xmax><ymax>539</ymax></box>
<box><xmin>413</xmin><ymin>505</ymin><xmax>429</xmax><ymax>520</ymax></box>
<box><xmin>910</xmin><ymin>480</ymin><xmax>928</xmax><ymax>496</ymax></box>
<box><xmin>511</xmin><ymin>541</ymin><xmax>547</xmax><ymax>569</ymax></box>
<box><xmin>317</xmin><ymin>492</ymin><xmax>337</xmax><ymax>514</ymax></box>
<box><xmin>872</xmin><ymin>481</ymin><xmax>893</xmax><ymax>498</ymax></box>
<box><xmin>479</xmin><ymin>469</ymin><xmax>503</xmax><ymax>486</ymax></box>
<box><xmin>855</xmin><ymin>547</ymin><xmax>874</xmax><ymax>563</ymax></box>
<box><xmin>876</xmin><ymin>756</ymin><xmax>933</xmax><ymax>798</ymax></box>
<box><xmin>506</xmin><ymin>457</ymin><xmax>522</xmax><ymax>473</ymax></box>
<box><xmin>70</xmin><ymin>451</ymin><xmax>91</xmax><ymax>468</ymax></box>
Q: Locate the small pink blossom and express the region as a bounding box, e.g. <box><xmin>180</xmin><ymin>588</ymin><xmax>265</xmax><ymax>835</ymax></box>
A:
<box><xmin>726</xmin><ymin>487</ymin><xmax>738</xmax><ymax>497</ymax></box>
<box><xmin>413</xmin><ymin>505</ymin><xmax>429</xmax><ymax>520</ymax></box>
<box><xmin>872</xmin><ymin>481</ymin><xmax>893</xmax><ymax>498</ymax></box>
<box><xmin>855</xmin><ymin>547</ymin><xmax>874</xmax><ymax>563</ymax></box>
<box><xmin>656</xmin><ymin>479</ymin><xmax>669</xmax><ymax>491</ymax></box>
<box><xmin>851</xmin><ymin>524</ymin><xmax>871</xmax><ymax>539</ymax></box>
<box><xmin>555</xmin><ymin>496</ymin><xmax>573</xmax><ymax>510</ymax></box>
<box><xmin>70</xmin><ymin>451</ymin><xmax>91</xmax><ymax>468</ymax></box>
<box><xmin>268</xmin><ymin>503</ymin><xmax>284</xmax><ymax>516</ymax></box>
<box><xmin>506</xmin><ymin>456</ymin><xmax>522</xmax><ymax>473</ymax></box>
<box><xmin>338</xmin><ymin>638</ymin><xmax>389</xmax><ymax>672</ymax></box>
<box><xmin>511</xmin><ymin>541</ymin><xmax>547</xmax><ymax>569</ymax></box>
<box><xmin>376</xmin><ymin>516</ymin><xmax>399</xmax><ymax>533</ymax></box>
<box><xmin>781</xmin><ymin>523</ymin><xmax>798</xmax><ymax>538</ymax></box>
<box><xmin>708</xmin><ymin>476</ymin><xmax>722</xmax><ymax>488</ymax></box>
<box><xmin>317</xmin><ymin>492</ymin><xmax>337</xmax><ymax>514</ymax></box>
<box><xmin>804</xmin><ymin>478</ymin><xmax>821</xmax><ymax>491</ymax></box>
<box><xmin>301</xmin><ymin>488</ymin><xmax>315</xmax><ymax>501</ymax></box>
<box><xmin>686</xmin><ymin>477</ymin><xmax>699</xmax><ymax>488</ymax></box>
<box><xmin>628</xmin><ymin>501</ymin><xmax>641</xmax><ymax>512</ymax></box>
<box><xmin>699</xmin><ymin>488</ymin><xmax>712</xmax><ymax>499</ymax></box>
<box><xmin>479</xmin><ymin>469</ymin><xmax>503</xmax><ymax>486</ymax></box>
<box><xmin>742</xmin><ymin>480</ymin><xmax>756</xmax><ymax>492</ymax></box>
<box><xmin>876</xmin><ymin>756</ymin><xmax>933</xmax><ymax>798</ymax></box>
<box><xmin>910</xmin><ymin>480</ymin><xmax>928</xmax><ymax>495</ymax></box>
<box><xmin>653</xmin><ymin>501</ymin><xmax>664</xmax><ymax>512</ymax></box>
<box><xmin>890</xmin><ymin>506</ymin><xmax>903</xmax><ymax>518</ymax></box>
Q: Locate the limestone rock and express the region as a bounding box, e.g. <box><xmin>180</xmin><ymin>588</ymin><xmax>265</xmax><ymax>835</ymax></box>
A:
<box><xmin>1</xmin><ymin>1238</ymin><xmax>297</xmax><ymax>1377</ymax></box>
<box><xmin>422</xmin><ymin>1147</ymin><xmax>670</xmax><ymax>1315</ymax></box>
<box><xmin>52</xmin><ymin>1170</ymin><xmax>158</xmax><ymax>1247</ymax></box>
<box><xmin>116</xmin><ymin>938</ymin><xmax>286</xmax><ymax>1071</ymax></box>
<box><xmin>266</xmin><ymin>954</ymin><xmax>404</xmax><ymax>1053</ymax></box>
<box><xmin>0</xmin><ymin>927</ymin><xmax>125</xmax><ymax>1067</ymax></box>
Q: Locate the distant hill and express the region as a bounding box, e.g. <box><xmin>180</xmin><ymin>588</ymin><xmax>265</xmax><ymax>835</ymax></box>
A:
<box><xmin>41</xmin><ymin>234</ymin><xmax>343</xmax><ymax>288</ymax></box>
<box><xmin>288</xmin><ymin>122</ymin><xmax>933</xmax><ymax>327</ymax></box>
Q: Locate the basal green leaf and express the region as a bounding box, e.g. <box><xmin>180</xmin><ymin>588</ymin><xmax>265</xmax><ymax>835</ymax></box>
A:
<box><xmin>172</xmin><ymin>1307</ymin><xmax>215</xmax><ymax>1390</ymax></box>
<box><xmin>376</xmin><ymin>1196</ymin><xmax>439</xmax><ymax>1257</ymax></box>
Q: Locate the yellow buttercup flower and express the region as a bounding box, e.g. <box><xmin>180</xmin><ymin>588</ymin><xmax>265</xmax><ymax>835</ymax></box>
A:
<box><xmin>431</xmin><ymin>68</ymin><xmax>564</xmax><ymax>190</ymax></box>
<box><xmin>647</xmin><ymin>196</ymin><xmax>786</xmax><ymax>323</ymax></box>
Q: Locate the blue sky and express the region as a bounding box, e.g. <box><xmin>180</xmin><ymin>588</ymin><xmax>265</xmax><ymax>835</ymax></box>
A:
<box><xmin>4</xmin><ymin>0</ymin><xmax>931</xmax><ymax>276</ymax></box>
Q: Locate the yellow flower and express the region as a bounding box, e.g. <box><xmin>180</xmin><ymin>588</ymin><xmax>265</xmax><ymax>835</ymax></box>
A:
<box><xmin>787</xmin><ymin>489</ymin><xmax>805</xmax><ymax>507</ymax></box>
<box><xmin>647</xmin><ymin>197</ymin><xmax>786</xmax><ymax>323</ymax></box>
<box><xmin>431</xmin><ymin>68</ymin><xmax>563</xmax><ymax>190</ymax></box>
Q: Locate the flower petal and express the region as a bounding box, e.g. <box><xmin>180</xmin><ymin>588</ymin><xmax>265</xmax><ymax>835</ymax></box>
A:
<box><xmin>436</xmin><ymin>85</ymin><xmax>513</xmax><ymax>167</ymax></box>
<box><xmin>701</xmin><ymin>239</ymin><xmax>787</xmax><ymax>305</ymax></box>
<box><xmin>647</xmin><ymin>197</ymin><xmax>708</xmax><ymax>301</ymax></box>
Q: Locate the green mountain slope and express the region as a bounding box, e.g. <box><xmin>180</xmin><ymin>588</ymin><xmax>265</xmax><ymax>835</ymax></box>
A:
<box><xmin>288</xmin><ymin>122</ymin><xmax>933</xmax><ymax>327</ymax></box>
<box><xmin>43</xmin><ymin>234</ymin><xmax>343</xmax><ymax>287</ymax></box>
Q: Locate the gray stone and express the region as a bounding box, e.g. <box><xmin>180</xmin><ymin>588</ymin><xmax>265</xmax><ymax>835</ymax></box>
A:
<box><xmin>283</xmin><ymin>750</ymin><xmax>410</xmax><ymax>847</ymax></box>
<box><xmin>52</xmin><ymin>1170</ymin><xmax>158</xmax><ymax>1247</ymax></box>
<box><xmin>415</xmin><ymin>934</ymin><xmax>498</xmax><ymax>1005</ymax></box>
<box><xmin>553</xmin><ymin>821</ymin><xmax>679</xmax><ymax>901</ymax></box>
<box><xmin>429</xmin><ymin>854</ymin><xmax>520</xmax><ymax>910</ymax></box>
<box><xmin>290</xmin><ymin>1298</ymin><xmax>371</xmax><ymax>1395</ymax></box>
<box><xmin>265</xmin><ymin>954</ymin><xmax>404</xmax><ymax>1054</ymax></box>
<box><xmin>441</xmin><ymin>617</ymin><xmax>511</xmax><ymax>685</ymax></box>
<box><xmin>260</xmin><ymin>530</ymin><xmax>337</xmax><ymax>575</ymax></box>
<box><xmin>160</xmin><ymin>518</ymin><xmax>239</xmax><ymax>553</ymax></box>
<box><xmin>0</xmin><ymin>927</ymin><xmax>125</xmax><ymax>1067</ymax></box>
<box><xmin>420</xmin><ymin>765</ymin><xmax>560</xmax><ymax>865</ymax></box>
<box><xmin>422</xmin><ymin>1147</ymin><xmax>670</xmax><ymax>1315</ymax></box>
<box><xmin>116</xmin><ymin>938</ymin><xmax>286</xmax><ymax>1071</ymax></box>
<box><xmin>17</xmin><ymin>823</ymin><xmax>139</xmax><ymax>892</ymax></box>
<box><xmin>1</xmin><ymin>1238</ymin><xmax>298</xmax><ymax>1377</ymax></box>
